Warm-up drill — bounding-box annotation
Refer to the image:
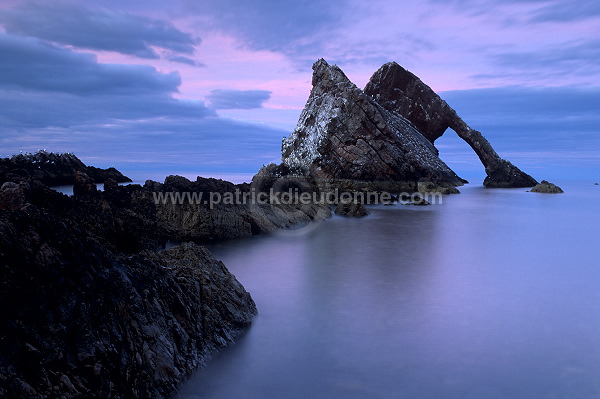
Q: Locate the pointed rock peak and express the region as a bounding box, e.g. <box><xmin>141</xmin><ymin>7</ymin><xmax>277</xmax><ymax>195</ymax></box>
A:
<box><xmin>374</xmin><ymin>61</ymin><xmax>409</xmax><ymax>77</ymax></box>
<box><xmin>282</xmin><ymin>59</ymin><xmax>464</xmax><ymax>192</ymax></box>
<box><xmin>368</xmin><ymin>62</ymin><xmax>426</xmax><ymax>92</ymax></box>
<box><xmin>311</xmin><ymin>58</ymin><xmax>352</xmax><ymax>88</ymax></box>
<box><xmin>313</xmin><ymin>58</ymin><xmax>329</xmax><ymax>71</ymax></box>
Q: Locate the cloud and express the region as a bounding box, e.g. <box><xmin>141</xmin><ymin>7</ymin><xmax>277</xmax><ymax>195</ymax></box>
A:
<box><xmin>0</xmin><ymin>117</ymin><xmax>287</xmax><ymax>176</ymax></box>
<box><xmin>0</xmin><ymin>89</ymin><xmax>214</xmax><ymax>129</ymax></box>
<box><xmin>0</xmin><ymin>31</ymin><xmax>213</xmax><ymax>128</ymax></box>
<box><xmin>471</xmin><ymin>39</ymin><xmax>600</xmax><ymax>86</ymax></box>
<box><xmin>0</xmin><ymin>29</ymin><xmax>283</xmax><ymax>176</ymax></box>
<box><xmin>0</xmin><ymin>2</ymin><xmax>198</xmax><ymax>58</ymax></box>
<box><xmin>183</xmin><ymin>0</ymin><xmax>348</xmax><ymax>57</ymax></box>
<box><xmin>206</xmin><ymin>89</ymin><xmax>271</xmax><ymax>109</ymax></box>
<box><xmin>428</xmin><ymin>0</ymin><xmax>600</xmax><ymax>23</ymax></box>
<box><xmin>435</xmin><ymin>84</ymin><xmax>600</xmax><ymax>180</ymax></box>
<box><xmin>166</xmin><ymin>55</ymin><xmax>201</xmax><ymax>66</ymax></box>
<box><xmin>0</xmin><ymin>32</ymin><xmax>183</xmax><ymax>96</ymax></box>
<box><xmin>440</xmin><ymin>86</ymin><xmax>600</xmax><ymax>152</ymax></box>
<box><xmin>493</xmin><ymin>40</ymin><xmax>600</xmax><ymax>69</ymax></box>
<box><xmin>522</xmin><ymin>0</ymin><xmax>600</xmax><ymax>23</ymax></box>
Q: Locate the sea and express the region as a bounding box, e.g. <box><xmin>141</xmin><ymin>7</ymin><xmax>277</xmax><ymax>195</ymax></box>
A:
<box><xmin>175</xmin><ymin>178</ymin><xmax>600</xmax><ymax>399</ymax></box>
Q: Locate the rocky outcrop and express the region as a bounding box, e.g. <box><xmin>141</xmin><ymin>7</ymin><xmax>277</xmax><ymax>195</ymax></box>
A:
<box><xmin>0</xmin><ymin>151</ymin><xmax>131</xmax><ymax>186</ymax></box>
<box><xmin>0</xmin><ymin>154</ymin><xmax>335</xmax><ymax>398</ymax></box>
<box><xmin>0</xmin><ymin>179</ymin><xmax>257</xmax><ymax>398</ymax></box>
<box><xmin>0</xmin><ymin>152</ymin><xmax>339</xmax><ymax>397</ymax></box>
<box><xmin>363</xmin><ymin>62</ymin><xmax>537</xmax><ymax>188</ymax></box>
<box><xmin>153</xmin><ymin>168</ymin><xmax>331</xmax><ymax>241</ymax></box>
<box><xmin>530</xmin><ymin>180</ymin><xmax>564</xmax><ymax>193</ymax></box>
<box><xmin>334</xmin><ymin>201</ymin><xmax>369</xmax><ymax>217</ymax></box>
<box><xmin>410</xmin><ymin>196</ymin><xmax>431</xmax><ymax>206</ymax></box>
<box><xmin>0</xmin><ymin>181</ymin><xmax>27</xmax><ymax>211</ymax></box>
<box><xmin>281</xmin><ymin>59</ymin><xmax>465</xmax><ymax>193</ymax></box>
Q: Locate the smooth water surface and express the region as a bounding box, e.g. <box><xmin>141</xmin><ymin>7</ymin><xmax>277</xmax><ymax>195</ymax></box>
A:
<box><xmin>179</xmin><ymin>182</ymin><xmax>600</xmax><ymax>399</ymax></box>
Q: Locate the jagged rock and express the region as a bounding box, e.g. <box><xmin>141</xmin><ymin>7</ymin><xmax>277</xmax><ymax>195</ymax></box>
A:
<box><xmin>411</xmin><ymin>196</ymin><xmax>431</xmax><ymax>206</ymax></box>
<box><xmin>0</xmin><ymin>156</ymin><xmax>337</xmax><ymax>398</ymax></box>
<box><xmin>417</xmin><ymin>181</ymin><xmax>460</xmax><ymax>194</ymax></box>
<box><xmin>0</xmin><ymin>182</ymin><xmax>27</xmax><ymax>211</ymax></box>
<box><xmin>144</xmin><ymin>179</ymin><xmax>164</xmax><ymax>192</ymax></box>
<box><xmin>103</xmin><ymin>178</ymin><xmax>119</xmax><ymax>192</ymax></box>
<box><xmin>0</xmin><ymin>151</ymin><xmax>131</xmax><ymax>186</ymax></box>
<box><xmin>530</xmin><ymin>180</ymin><xmax>564</xmax><ymax>193</ymax></box>
<box><xmin>162</xmin><ymin>174</ymin><xmax>240</xmax><ymax>194</ymax></box>
<box><xmin>86</xmin><ymin>165</ymin><xmax>131</xmax><ymax>184</ymax></box>
<box><xmin>483</xmin><ymin>159</ymin><xmax>538</xmax><ymax>188</ymax></box>
<box><xmin>281</xmin><ymin>59</ymin><xmax>465</xmax><ymax>193</ymax></box>
<box><xmin>363</xmin><ymin>62</ymin><xmax>538</xmax><ymax>188</ymax></box>
<box><xmin>334</xmin><ymin>201</ymin><xmax>369</xmax><ymax>217</ymax></box>
<box><xmin>0</xmin><ymin>181</ymin><xmax>257</xmax><ymax>398</ymax></box>
<box><xmin>73</xmin><ymin>171</ymin><xmax>97</xmax><ymax>198</ymax></box>
<box><xmin>151</xmin><ymin>172</ymin><xmax>331</xmax><ymax>242</ymax></box>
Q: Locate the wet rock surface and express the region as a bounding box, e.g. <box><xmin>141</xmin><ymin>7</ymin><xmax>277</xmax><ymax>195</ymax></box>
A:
<box><xmin>530</xmin><ymin>180</ymin><xmax>564</xmax><ymax>193</ymax></box>
<box><xmin>334</xmin><ymin>201</ymin><xmax>369</xmax><ymax>217</ymax></box>
<box><xmin>0</xmin><ymin>176</ymin><xmax>260</xmax><ymax>398</ymax></box>
<box><xmin>152</xmin><ymin>167</ymin><xmax>331</xmax><ymax>242</ymax></box>
<box><xmin>0</xmin><ymin>157</ymin><xmax>335</xmax><ymax>397</ymax></box>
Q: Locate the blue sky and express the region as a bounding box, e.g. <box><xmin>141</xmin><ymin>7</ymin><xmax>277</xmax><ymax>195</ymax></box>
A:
<box><xmin>0</xmin><ymin>0</ymin><xmax>598</xmax><ymax>182</ymax></box>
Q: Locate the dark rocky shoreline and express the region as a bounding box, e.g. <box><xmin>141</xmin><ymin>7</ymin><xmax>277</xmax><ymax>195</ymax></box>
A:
<box><xmin>1</xmin><ymin>58</ymin><xmax>547</xmax><ymax>398</ymax></box>
<box><xmin>0</xmin><ymin>175</ymin><xmax>259</xmax><ymax>398</ymax></box>
<box><xmin>0</xmin><ymin>154</ymin><xmax>332</xmax><ymax>398</ymax></box>
<box><xmin>0</xmin><ymin>151</ymin><xmax>131</xmax><ymax>186</ymax></box>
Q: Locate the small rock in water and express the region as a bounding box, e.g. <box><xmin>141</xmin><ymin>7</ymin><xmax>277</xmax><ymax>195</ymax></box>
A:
<box><xmin>530</xmin><ymin>180</ymin><xmax>564</xmax><ymax>194</ymax></box>
<box><xmin>334</xmin><ymin>201</ymin><xmax>369</xmax><ymax>217</ymax></box>
<box><xmin>411</xmin><ymin>196</ymin><xmax>431</xmax><ymax>206</ymax></box>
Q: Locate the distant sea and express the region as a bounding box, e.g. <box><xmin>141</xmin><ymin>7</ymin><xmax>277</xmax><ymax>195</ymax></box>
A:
<box><xmin>176</xmin><ymin>179</ymin><xmax>600</xmax><ymax>399</ymax></box>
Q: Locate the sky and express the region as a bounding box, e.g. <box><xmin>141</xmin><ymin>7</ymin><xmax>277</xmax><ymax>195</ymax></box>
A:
<box><xmin>0</xmin><ymin>0</ymin><xmax>598</xmax><ymax>182</ymax></box>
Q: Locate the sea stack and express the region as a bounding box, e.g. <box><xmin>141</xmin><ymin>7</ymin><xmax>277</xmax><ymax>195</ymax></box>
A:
<box><xmin>281</xmin><ymin>59</ymin><xmax>465</xmax><ymax>193</ymax></box>
<box><xmin>364</xmin><ymin>62</ymin><xmax>537</xmax><ymax>188</ymax></box>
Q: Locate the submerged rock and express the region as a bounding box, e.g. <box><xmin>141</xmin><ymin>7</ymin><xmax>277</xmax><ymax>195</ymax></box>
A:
<box><xmin>363</xmin><ymin>62</ymin><xmax>537</xmax><ymax>188</ymax></box>
<box><xmin>281</xmin><ymin>59</ymin><xmax>465</xmax><ymax>193</ymax></box>
<box><xmin>530</xmin><ymin>180</ymin><xmax>564</xmax><ymax>193</ymax></box>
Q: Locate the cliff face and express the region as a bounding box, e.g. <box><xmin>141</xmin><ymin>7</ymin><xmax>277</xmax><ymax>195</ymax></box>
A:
<box><xmin>0</xmin><ymin>179</ymin><xmax>257</xmax><ymax>398</ymax></box>
<box><xmin>363</xmin><ymin>62</ymin><xmax>537</xmax><ymax>188</ymax></box>
<box><xmin>281</xmin><ymin>59</ymin><xmax>465</xmax><ymax>192</ymax></box>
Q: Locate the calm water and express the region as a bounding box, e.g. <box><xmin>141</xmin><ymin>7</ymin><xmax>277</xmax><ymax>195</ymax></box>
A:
<box><xmin>178</xmin><ymin>182</ymin><xmax>600</xmax><ymax>399</ymax></box>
